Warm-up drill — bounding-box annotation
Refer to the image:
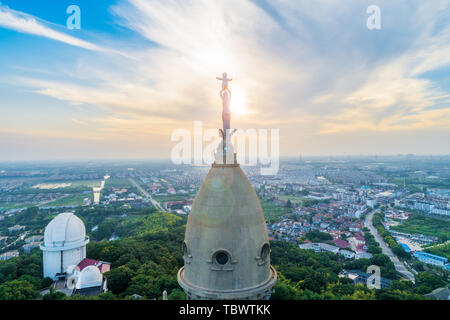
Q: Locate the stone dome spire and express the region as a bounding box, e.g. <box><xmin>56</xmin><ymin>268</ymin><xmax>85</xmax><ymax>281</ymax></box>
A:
<box><xmin>177</xmin><ymin>75</ymin><xmax>276</xmax><ymax>300</ymax></box>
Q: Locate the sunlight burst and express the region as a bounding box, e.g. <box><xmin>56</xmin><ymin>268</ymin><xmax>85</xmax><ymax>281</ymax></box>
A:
<box><xmin>231</xmin><ymin>88</ymin><xmax>247</xmax><ymax>115</ymax></box>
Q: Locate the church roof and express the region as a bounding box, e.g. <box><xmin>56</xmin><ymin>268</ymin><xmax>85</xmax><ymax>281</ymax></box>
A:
<box><xmin>180</xmin><ymin>165</ymin><xmax>276</xmax><ymax>296</ymax></box>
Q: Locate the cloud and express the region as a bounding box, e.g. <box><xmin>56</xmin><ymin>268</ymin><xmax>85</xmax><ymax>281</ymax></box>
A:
<box><xmin>317</xmin><ymin>2</ymin><xmax>450</xmax><ymax>134</ymax></box>
<box><xmin>0</xmin><ymin>4</ymin><xmax>105</xmax><ymax>52</ymax></box>
<box><xmin>2</xmin><ymin>0</ymin><xmax>450</xmax><ymax>157</ymax></box>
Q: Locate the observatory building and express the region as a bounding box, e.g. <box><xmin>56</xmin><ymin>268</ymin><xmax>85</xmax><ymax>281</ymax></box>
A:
<box><xmin>64</xmin><ymin>259</ymin><xmax>110</xmax><ymax>296</ymax></box>
<box><xmin>177</xmin><ymin>74</ymin><xmax>277</xmax><ymax>299</ymax></box>
<box><xmin>40</xmin><ymin>212</ymin><xmax>89</xmax><ymax>280</ymax></box>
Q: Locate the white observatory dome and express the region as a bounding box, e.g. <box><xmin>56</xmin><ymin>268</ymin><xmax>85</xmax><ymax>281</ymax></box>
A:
<box><xmin>41</xmin><ymin>212</ymin><xmax>89</xmax><ymax>280</ymax></box>
<box><xmin>76</xmin><ymin>266</ymin><xmax>103</xmax><ymax>289</ymax></box>
<box><xmin>44</xmin><ymin>212</ymin><xmax>86</xmax><ymax>248</ymax></box>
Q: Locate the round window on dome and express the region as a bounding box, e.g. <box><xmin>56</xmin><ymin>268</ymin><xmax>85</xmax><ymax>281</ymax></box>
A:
<box><xmin>214</xmin><ymin>251</ymin><xmax>229</xmax><ymax>265</ymax></box>
<box><xmin>260</xmin><ymin>243</ymin><xmax>270</xmax><ymax>261</ymax></box>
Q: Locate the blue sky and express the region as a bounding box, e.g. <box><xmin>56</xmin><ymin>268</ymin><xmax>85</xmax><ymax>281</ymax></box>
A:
<box><xmin>0</xmin><ymin>0</ymin><xmax>449</xmax><ymax>160</ymax></box>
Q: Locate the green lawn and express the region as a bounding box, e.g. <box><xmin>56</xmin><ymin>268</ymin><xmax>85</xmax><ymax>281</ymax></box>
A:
<box><xmin>104</xmin><ymin>178</ymin><xmax>133</xmax><ymax>188</ymax></box>
<box><xmin>117</xmin><ymin>212</ymin><xmax>184</xmax><ymax>237</ymax></box>
<box><xmin>43</xmin><ymin>193</ymin><xmax>90</xmax><ymax>207</ymax></box>
<box><xmin>278</xmin><ymin>195</ymin><xmax>303</xmax><ymax>204</ymax></box>
<box><xmin>260</xmin><ymin>199</ymin><xmax>291</xmax><ymax>223</ymax></box>
<box><xmin>391</xmin><ymin>213</ymin><xmax>450</xmax><ymax>242</ymax></box>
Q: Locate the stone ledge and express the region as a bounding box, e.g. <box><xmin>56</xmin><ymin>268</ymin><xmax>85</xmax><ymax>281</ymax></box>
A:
<box><xmin>211</xmin><ymin>162</ymin><xmax>240</xmax><ymax>168</ymax></box>
<box><xmin>177</xmin><ymin>265</ymin><xmax>277</xmax><ymax>300</ymax></box>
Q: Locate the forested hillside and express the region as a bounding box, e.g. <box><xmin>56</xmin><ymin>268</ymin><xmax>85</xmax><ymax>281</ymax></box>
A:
<box><xmin>0</xmin><ymin>208</ymin><xmax>448</xmax><ymax>300</ymax></box>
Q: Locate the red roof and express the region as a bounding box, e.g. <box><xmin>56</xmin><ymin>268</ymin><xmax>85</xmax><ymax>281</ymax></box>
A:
<box><xmin>77</xmin><ymin>258</ymin><xmax>98</xmax><ymax>271</ymax></box>
<box><xmin>332</xmin><ymin>239</ymin><xmax>350</xmax><ymax>248</ymax></box>
<box><xmin>77</xmin><ymin>258</ymin><xmax>111</xmax><ymax>274</ymax></box>
<box><xmin>99</xmin><ymin>263</ymin><xmax>110</xmax><ymax>273</ymax></box>
<box><xmin>355</xmin><ymin>234</ymin><xmax>365</xmax><ymax>241</ymax></box>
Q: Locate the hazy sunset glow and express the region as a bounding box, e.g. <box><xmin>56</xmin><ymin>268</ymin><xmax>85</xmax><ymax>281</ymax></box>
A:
<box><xmin>0</xmin><ymin>0</ymin><xmax>449</xmax><ymax>160</ymax></box>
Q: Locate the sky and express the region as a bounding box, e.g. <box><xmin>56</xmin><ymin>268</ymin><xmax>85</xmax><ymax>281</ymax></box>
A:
<box><xmin>0</xmin><ymin>0</ymin><xmax>449</xmax><ymax>161</ymax></box>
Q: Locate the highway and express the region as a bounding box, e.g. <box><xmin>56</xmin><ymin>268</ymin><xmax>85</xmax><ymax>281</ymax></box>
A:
<box><xmin>364</xmin><ymin>209</ymin><xmax>416</xmax><ymax>283</ymax></box>
<box><xmin>128</xmin><ymin>178</ymin><xmax>164</xmax><ymax>211</ymax></box>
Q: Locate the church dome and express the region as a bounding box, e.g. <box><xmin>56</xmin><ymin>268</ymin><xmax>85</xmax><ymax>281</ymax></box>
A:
<box><xmin>178</xmin><ymin>165</ymin><xmax>276</xmax><ymax>299</ymax></box>
<box><xmin>44</xmin><ymin>212</ymin><xmax>87</xmax><ymax>248</ymax></box>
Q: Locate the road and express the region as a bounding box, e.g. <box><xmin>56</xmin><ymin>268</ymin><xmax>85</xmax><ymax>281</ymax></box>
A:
<box><xmin>2</xmin><ymin>231</ymin><xmax>29</xmax><ymax>251</ymax></box>
<box><xmin>128</xmin><ymin>178</ymin><xmax>164</xmax><ymax>211</ymax></box>
<box><xmin>364</xmin><ymin>210</ymin><xmax>416</xmax><ymax>283</ymax></box>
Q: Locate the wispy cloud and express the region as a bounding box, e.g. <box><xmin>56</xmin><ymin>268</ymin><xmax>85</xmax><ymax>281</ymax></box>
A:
<box><xmin>0</xmin><ymin>4</ymin><xmax>106</xmax><ymax>52</ymax></box>
<box><xmin>1</xmin><ymin>0</ymin><xmax>450</xmax><ymax>158</ymax></box>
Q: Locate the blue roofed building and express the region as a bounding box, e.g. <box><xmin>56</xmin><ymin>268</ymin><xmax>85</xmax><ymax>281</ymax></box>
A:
<box><xmin>400</xmin><ymin>243</ymin><xmax>411</xmax><ymax>253</ymax></box>
<box><xmin>413</xmin><ymin>252</ymin><xmax>448</xmax><ymax>267</ymax></box>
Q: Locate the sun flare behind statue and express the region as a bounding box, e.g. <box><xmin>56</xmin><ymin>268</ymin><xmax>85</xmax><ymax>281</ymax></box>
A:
<box><xmin>230</xmin><ymin>87</ymin><xmax>247</xmax><ymax>115</ymax></box>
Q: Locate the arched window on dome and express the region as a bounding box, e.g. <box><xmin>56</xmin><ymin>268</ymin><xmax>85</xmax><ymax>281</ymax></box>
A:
<box><xmin>257</xmin><ymin>242</ymin><xmax>270</xmax><ymax>266</ymax></box>
<box><xmin>182</xmin><ymin>241</ymin><xmax>192</xmax><ymax>264</ymax></box>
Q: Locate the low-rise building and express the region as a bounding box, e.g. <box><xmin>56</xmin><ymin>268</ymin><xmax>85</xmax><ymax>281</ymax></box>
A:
<box><xmin>339</xmin><ymin>269</ymin><xmax>392</xmax><ymax>288</ymax></box>
<box><xmin>0</xmin><ymin>250</ymin><xmax>19</xmax><ymax>261</ymax></box>
<box><xmin>25</xmin><ymin>235</ymin><xmax>43</xmax><ymax>243</ymax></box>
<box><xmin>23</xmin><ymin>242</ymin><xmax>42</xmax><ymax>253</ymax></box>
<box><xmin>8</xmin><ymin>225</ymin><xmax>25</xmax><ymax>233</ymax></box>
<box><xmin>413</xmin><ymin>252</ymin><xmax>448</xmax><ymax>267</ymax></box>
<box><xmin>339</xmin><ymin>249</ymin><xmax>355</xmax><ymax>259</ymax></box>
<box><xmin>355</xmin><ymin>252</ymin><xmax>373</xmax><ymax>260</ymax></box>
<box><xmin>299</xmin><ymin>242</ymin><xmax>339</xmax><ymax>254</ymax></box>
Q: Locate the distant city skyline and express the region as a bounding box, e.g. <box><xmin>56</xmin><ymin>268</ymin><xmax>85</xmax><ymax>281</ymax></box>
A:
<box><xmin>1</xmin><ymin>0</ymin><xmax>450</xmax><ymax>161</ymax></box>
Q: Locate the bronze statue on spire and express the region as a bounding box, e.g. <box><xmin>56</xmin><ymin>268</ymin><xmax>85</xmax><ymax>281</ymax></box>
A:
<box><xmin>217</xmin><ymin>73</ymin><xmax>235</xmax><ymax>164</ymax></box>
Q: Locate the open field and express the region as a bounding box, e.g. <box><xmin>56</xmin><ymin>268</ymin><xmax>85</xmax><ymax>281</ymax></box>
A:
<box><xmin>391</xmin><ymin>213</ymin><xmax>450</xmax><ymax>241</ymax></box>
<box><xmin>104</xmin><ymin>178</ymin><xmax>134</xmax><ymax>188</ymax></box>
<box><xmin>43</xmin><ymin>193</ymin><xmax>90</xmax><ymax>207</ymax></box>
<box><xmin>260</xmin><ymin>199</ymin><xmax>291</xmax><ymax>223</ymax></box>
<box><xmin>31</xmin><ymin>180</ymin><xmax>102</xmax><ymax>190</ymax></box>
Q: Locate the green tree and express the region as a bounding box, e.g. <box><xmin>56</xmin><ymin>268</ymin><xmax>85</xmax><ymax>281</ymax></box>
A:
<box><xmin>0</xmin><ymin>280</ymin><xmax>40</xmax><ymax>300</ymax></box>
<box><xmin>42</xmin><ymin>277</ymin><xmax>53</xmax><ymax>288</ymax></box>
<box><xmin>42</xmin><ymin>287</ymin><xmax>66</xmax><ymax>300</ymax></box>
<box><xmin>98</xmin><ymin>291</ymin><xmax>117</xmax><ymax>300</ymax></box>
<box><xmin>271</xmin><ymin>282</ymin><xmax>298</xmax><ymax>300</ymax></box>
<box><xmin>414</xmin><ymin>272</ymin><xmax>447</xmax><ymax>294</ymax></box>
<box><xmin>168</xmin><ymin>289</ymin><xmax>186</xmax><ymax>300</ymax></box>
<box><xmin>285</xmin><ymin>200</ymin><xmax>292</xmax><ymax>209</ymax></box>
<box><xmin>104</xmin><ymin>265</ymin><xmax>135</xmax><ymax>294</ymax></box>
